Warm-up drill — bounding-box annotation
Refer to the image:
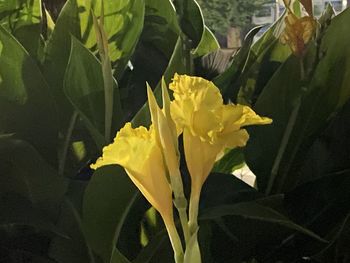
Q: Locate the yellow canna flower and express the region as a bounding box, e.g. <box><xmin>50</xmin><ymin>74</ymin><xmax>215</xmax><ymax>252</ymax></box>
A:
<box><xmin>280</xmin><ymin>12</ymin><xmax>317</xmax><ymax>57</ymax></box>
<box><xmin>147</xmin><ymin>81</ymin><xmax>191</xmax><ymax>243</ymax></box>
<box><xmin>169</xmin><ymin>74</ymin><xmax>272</xmax><ymax>195</ymax></box>
<box><xmin>91</xmin><ymin>122</ymin><xmax>173</xmax><ymax>222</ymax></box>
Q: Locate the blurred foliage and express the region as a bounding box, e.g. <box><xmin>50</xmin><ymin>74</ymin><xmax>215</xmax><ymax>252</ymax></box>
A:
<box><xmin>0</xmin><ymin>0</ymin><xmax>349</xmax><ymax>262</ymax></box>
<box><xmin>196</xmin><ymin>0</ymin><xmax>269</xmax><ymax>35</ymax></box>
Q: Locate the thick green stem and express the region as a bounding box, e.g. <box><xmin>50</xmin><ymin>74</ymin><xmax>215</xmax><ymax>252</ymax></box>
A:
<box><xmin>188</xmin><ymin>190</ymin><xmax>200</xmax><ymax>235</ymax></box>
<box><xmin>266</xmin><ymin>58</ymin><xmax>306</xmax><ymax>194</ymax></box>
<box><xmin>164</xmin><ymin>217</ymin><xmax>184</xmax><ymax>263</ymax></box>
<box><xmin>266</xmin><ymin>97</ymin><xmax>301</xmax><ymax>194</ymax></box>
<box><xmin>170</xmin><ymin>170</ymin><xmax>190</xmax><ymax>244</ymax></box>
<box><xmin>174</xmin><ymin>196</ymin><xmax>190</xmax><ymax>244</ymax></box>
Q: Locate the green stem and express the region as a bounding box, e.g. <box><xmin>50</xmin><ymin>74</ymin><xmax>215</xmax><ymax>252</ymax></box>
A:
<box><xmin>188</xmin><ymin>190</ymin><xmax>200</xmax><ymax>235</ymax></box>
<box><xmin>266</xmin><ymin>58</ymin><xmax>306</xmax><ymax>194</ymax></box>
<box><xmin>102</xmin><ymin>57</ymin><xmax>114</xmax><ymax>143</ymax></box>
<box><xmin>164</xmin><ymin>217</ymin><xmax>184</xmax><ymax>263</ymax></box>
<box><xmin>266</xmin><ymin>96</ymin><xmax>301</xmax><ymax>195</ymax></box>
<box><xmin>174</xmin><ymin>196</ymin><xmax>190</xmax><ymax>244</ymax></box>
<box><xmin>170</xmin><ymin>170</ymin><xmax>190</xmax><ymax>244</ymax></box>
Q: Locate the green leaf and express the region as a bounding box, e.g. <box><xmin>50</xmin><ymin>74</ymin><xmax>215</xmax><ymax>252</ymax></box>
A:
<box><xmin>285</xmin><ymin>170</ymin><xmax>350</xmax><ymax>234</ymax></box>
<box><xmin>107</xmin><ymin>0</ymin><xmax>145</xmax><ymax>78</ymax></box>
<box><xmin>213</xmin><ymin>148</ymin><xmax>245</xmax><ymax>174</ymax></box>
<box><xmin>64</xmin><ymin>38</ymin><xmax>113</xmax><ymax>149</ymax></box>
<box><xmin>192</xmin><ymin>26</ymin><xmax>219</xmax><ymax>58</ymax></box>
<box><xmin>111</xmin><ymin>249</ymin><xmax>132</xmax><ymax>263</ymax></box>
<box><xmin>64</xmin><ymin>37</ymin><xmax>122</xmax><ymax>149</ymax></box>
<box><xmin>81</xmin><ymin>0</ymin><xmax>145</xmax><ymax>75</ymax></box>
<box><xmin>244</xmin><ymin>55</ymin><xmax>302</xmax><ymax>192</ymax></box>
<box><xmin>0</xmin><ymin>0</ymin><xmax>42</xmax><ymax>57</ymax></box>
<box><xmin>43</xmin><ymin>0</ymin><xmax>81</xmax><ymax>130</ymax></box>
<box><xmin>245</xmin><ymin>8</ymin><xmax>350</xmax><ymax>193</ymax></box>
<box><xmin>49</xmin><ymin>199</ymin><xmax>95</xmax><ymax>263</ymax></box>
<box><xmin>142</xmin><ymin>0</ymin><xmax>180</xmax><ymax>59</ymax></box>
<box><xmin>132</xmin><ymin>37</ymin><xmax>188</xmax><ymax>127</ymax></box>
<box><xmin>200</xmin><ymin>173</ymin><xmax>261</xmax><ymax>210</ymax></box>
<box><xmin>132</xmin><ymin>230</ymin><xmax>168</xmax><ymax>263</ymax></box>
<box><xmin>0</xmin><ymin>25</ymin><xmax>58</xmax><ymax>163</ymax></box>
<box><xmin>201</xmin><ymin>202</ymin><xmax>326</xmax><ymax>243</ymax></box>
<box><xmin>268</xmin><ymin>170</ymin><xmax>350</xmax><ymax>261</ymax></box>
<box><xmin>173</xmin><ymin>0</ymin><xmax>204</xmax><ymax>48</ymax></box>
<box><xmin>82</xmin><ymin>165</ymin><xmax>138</xmax><ymax>263</ymax></box>
<box><xmin>44</xmin><ymin>0</ymin><xmax>145</xmax><ymax>130</ymax></box>
<box><xmin>0</xmin><ymin>192</ymin><xmax>67</xmax><ymax>238</ymax></box>
<box><xmin>0</xmin><ymin>137</ymin><xmax>67</xmax><ymax>218</ymax></box>
<box><xmin>213</xmin><ymin>26</ymin><xmax>262</xmax><ymax>101</ymax></box>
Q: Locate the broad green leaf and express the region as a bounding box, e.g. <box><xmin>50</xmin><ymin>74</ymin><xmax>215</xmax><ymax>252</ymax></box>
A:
<box><xmin>111</xmin><ymin>249</ymin><xmax>132</xmax><ymax>263</ymax></box>
<box><xmin>245</xmin><ymin>8</ymin><xmax>350</xmax><ymax>193</ymax></box>
<box><xmin>64</xmin><ymin>37</ymin><xmax>123</xmax><ymax>149</ymax></box>
<box><xmin>0</xmin><ymin>0</ymin><xmax>42</xmax><ymax>56</ymax></box>
<box><xmin>250</xmin><ymin>12</ymin><xmax>286</xmax><ymax>59</ymax></box>
<box><xmin>44</xmin><ymin>0</ymin><xmax>145</xmax><ymax>130</ymax></box>
<box><xmin>0</xmin><ymin>192</ymin><xmax>66</xmax><ymax>238</ymax></box>
<box><xmin>142</xmin><ymin>0</ymin><xmax>179</xmax><ymax>58</ymax></box>
<box><xmin>314</xmin><ymin>213</ymin><xmax>350</xmax><ymax>262</ymax></box>
<box><xmin>274</xmin><ymin>170</ymin><xmax>350</xmax><ymax>260</ymax></box>
<box><xmin>82</xmin><ymin>165</ymin><xmax>138</xmax><ymax>263</ymax></box>
<box><xmin>192</xmin><ymin>26</ymin><xmax>219</xmax><ymax>58</ymax></box>
<box><xmin>0</xmin><ymin>25</ymin><xmax>58</xmax><ymax>164</ymax></box>
<box><xmin>173</xmin><ymin>0</ymin><xmax>204</xmax><ymax>48</ymax></box>
<box><xmin>200</xmin><ymin>173</ymin><xmax>262</xmax><ymax>209</ymax></box>
<box><xmin>0</xmin><ymin>137</ymin><xmax>67</xmax><ymax>219</ymax></box>
<box><xmin>200</xmin><ymin>200</ymin><xmax>327</xmax><ymax>262</ymax></box>
<box><xmin>49</xmin><ymin>199</ymin><xmax>95</xmax><ymax>263</ymax></box>
<box><xmin>236</xmin><ymin>14</ymin><xmax>291</xmax><ymax>105</ymax></box>
<box><xmin>244</xmin><ymin>55</ymin><xmax>302</xmax><ymax>192</ymax></box>
<box><xmin>213</xmin><ymin>26</ymin><xmax>262</xmax><ymax>101</ymax></box>
<box><xmin>132</xmin><ymin>37</ymin><xmax>188</xmax><ymax>127</ymax></box>
<box><xmin>213</xmin><ymin>148</ymin><xmax>245</xmax><ymax>174</ymax></box>
<box><xmin>43</xmin><ymin>0</ymin><xmax>81</xmax><ymax>130</ymax></box>
<box><xmin>132</xmin><ymin>230</ymin><xmax>168</xmax><ymax>263</ymax></box>
<box><xmin>285</xmin><ymin>170</ymin><xmax>350</xmax><ymax>233</ymax></box>
<box><xmin>201</xmin><ymin>202</ymin><xmax>326</xmax><ymax>243</ymax></box>
<box><xmin>80</xmin><ymin>0</ymin><xmax>145</xmax><ymax>75</ymax></box>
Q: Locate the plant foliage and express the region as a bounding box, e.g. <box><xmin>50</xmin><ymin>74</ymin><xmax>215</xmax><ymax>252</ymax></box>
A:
<box><xmin>0</xmin><ymin>0</ymin><xmax>349</xmax><ymax>262</ymax></box>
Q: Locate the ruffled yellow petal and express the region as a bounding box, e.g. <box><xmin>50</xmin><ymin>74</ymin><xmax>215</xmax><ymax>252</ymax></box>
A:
<box><xmin>91</xmin><ymin>122</ymin><xmax>173</xmax><ymax>220</ymax></box>
<box><xmin>170</xmin><ymin>73</ymin><xmax>223</xmax><ymax>135</ymax></box>
<box><xmin>169</xmin><ymin>75</ymin><xmax>272</xmax><ymax>194</ymax></box>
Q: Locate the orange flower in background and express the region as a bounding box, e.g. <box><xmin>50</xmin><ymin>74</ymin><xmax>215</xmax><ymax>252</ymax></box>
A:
<box><xmin>280</xmin><ymin>12</ymin><xmax>317</xmax><ymax>57</ymax></box>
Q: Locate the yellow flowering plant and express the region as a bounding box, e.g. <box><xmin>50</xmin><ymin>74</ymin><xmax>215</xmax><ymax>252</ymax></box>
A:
<box><xmin>92</xmin><ymin>74</ymin><xmax>271</xmax><ymax>263</ymax></box>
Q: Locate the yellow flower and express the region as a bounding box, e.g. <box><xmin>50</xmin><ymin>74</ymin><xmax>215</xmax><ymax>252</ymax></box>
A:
<box><xmin>280</xmin><ymin>12</ymin><xmax>317</xmax><ymax>57</ymax></box>
<box><xmin>169</xmin><ymin>74</ymin><xmax>272</xmax><ymax>194</ymax></box>
<box><xmin>147</xmin><ymin>82</ymin><xmax>180</xmax><ymax>179</ymax></box>
<box><xmin>91</xmin><ymin>122</ymin><xmax>173</xmax><ymax>222</ymax></box>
